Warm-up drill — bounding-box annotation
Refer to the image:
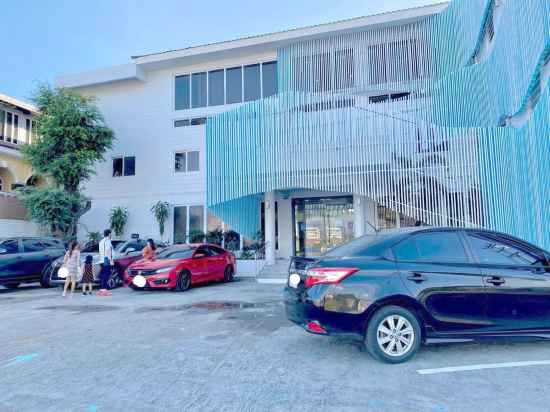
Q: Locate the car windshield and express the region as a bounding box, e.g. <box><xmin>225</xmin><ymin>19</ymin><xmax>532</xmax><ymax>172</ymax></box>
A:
<box><xmin>323</xmin><ymin>233</ymin><xmax>390</xmax><ymax>258</ymax></box>
<box><xmin>157</xmin><ymin>247</ymin><xmax>195</xmax><ymax>259</ymax></box>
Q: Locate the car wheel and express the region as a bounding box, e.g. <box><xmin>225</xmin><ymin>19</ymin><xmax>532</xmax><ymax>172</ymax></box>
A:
<box><xmin>223</xmin><ymin>266</ymin><xmax>234</xmax><ymax>282</ymax></box>
<box><xmin>40</xmin><ymin>268</ymin><xmax>52</xmax><ymax>288</ymax></box>
<box><xmin>365</xmin><ymin>305</ymin><xmax>422</xmax><ymax>364</ymax></box>
<box><xmin>4</xmin><ymin>283</ymin><xmax>20</xmax><ymax>290</ymax></box>
<box><xmin>107</xmin><ymin>268</ymin><xmax>121</xmax><ymax>290</ymax></box>
<box><xmin>175</xmin><ymin>271</ymin><xmax>191</xmax><ymax>292</ymax></box>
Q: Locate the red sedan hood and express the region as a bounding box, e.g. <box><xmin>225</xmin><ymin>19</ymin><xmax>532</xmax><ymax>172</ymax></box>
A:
<box><xmin>130</xmin><ymin>258</ymin><xmax>185</xmax><ymax>270</ymax></box>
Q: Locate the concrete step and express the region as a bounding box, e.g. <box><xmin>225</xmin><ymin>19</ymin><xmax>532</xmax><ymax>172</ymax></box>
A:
<box><xmin>258</xmin><ymin>259</ymin><xmax>290</xmax><ymax>279</ymax></box>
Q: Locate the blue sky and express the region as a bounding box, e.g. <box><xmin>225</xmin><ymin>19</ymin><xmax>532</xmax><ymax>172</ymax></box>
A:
<box><xmin>1</xmin><ymin>0</ymin><xmax>438</xmax><ymax>102</ymax></box>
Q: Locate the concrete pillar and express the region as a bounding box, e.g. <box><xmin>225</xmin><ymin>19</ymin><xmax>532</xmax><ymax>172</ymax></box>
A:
<box><xmin>354</xmin><ymin>194</ymin><xmax>366</xmax><ymax>238</ymax></box>
<box><xmin>265</xmin><ymin>191</ymin><xmax>276</xmax><ymax>265</ymax></box>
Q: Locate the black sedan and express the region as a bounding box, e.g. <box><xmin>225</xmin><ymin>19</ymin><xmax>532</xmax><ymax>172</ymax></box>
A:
<box><xmin>0</xmin><ymin>237</ymin><xmax>66</xmax><ymax>289</ymax></box>
<box><xmin>285</xmin><ymin>227</ymin><xmax>550</xmax><ymax>363</ymax></box>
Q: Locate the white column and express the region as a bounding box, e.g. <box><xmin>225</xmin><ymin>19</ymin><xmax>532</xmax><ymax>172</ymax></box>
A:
<box><xmin>265</xmin><ymin>191</ymin><xmax>276</xmax><ymax>265</ymax></box>
<box><xmin>354</xmin><ymin>194</ymin><xmax>366</xmax><ymax>238</ymax></box>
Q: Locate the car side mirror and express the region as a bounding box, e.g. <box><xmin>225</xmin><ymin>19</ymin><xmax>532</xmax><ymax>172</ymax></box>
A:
<box><xmin>0</xmin><ymin>247</ymin><xmax>7</xmax><ymax>254</ymax></box>
<box><xmin>125</xmin><ymin>247</ymin><xmax>136</xmax><ymax>255</ymax></box>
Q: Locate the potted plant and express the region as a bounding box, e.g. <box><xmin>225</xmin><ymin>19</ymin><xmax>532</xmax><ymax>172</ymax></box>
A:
<box><xmin>151</xmin><ymin>201</ymin><xmax>170</xmax><ymax>240</ymax></box>
<box><xmin>109</xmin><ymin>206</ymin><xmax>128</xmax><ymax>238</ymax></box>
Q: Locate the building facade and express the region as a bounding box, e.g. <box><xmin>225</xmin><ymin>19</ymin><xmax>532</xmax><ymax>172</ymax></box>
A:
<box><xmin>58</xmin><ymin>0</ymin><xmax>550</xmax><ymax>264</ymax></box>
<box><xmin>0</xmin><ymin>93</ymin><xmax>44</xmax><ymax>236</ymax></box>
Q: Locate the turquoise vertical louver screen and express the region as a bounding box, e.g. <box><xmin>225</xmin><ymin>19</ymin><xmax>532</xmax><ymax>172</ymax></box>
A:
<box><xmin>207</xmin><ymin>0</ymin><xmax>550</xmax><ymax>250</ymax></box>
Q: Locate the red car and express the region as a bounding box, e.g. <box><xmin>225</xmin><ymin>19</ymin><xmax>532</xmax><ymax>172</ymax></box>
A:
<box><xmin>125</xmin><ymin>243</ymin><xmax>236</xmax><ymax>291</ymax></box>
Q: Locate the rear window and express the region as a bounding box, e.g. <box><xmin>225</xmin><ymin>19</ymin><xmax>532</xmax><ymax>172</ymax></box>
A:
<box><xmin>323</xmin><ymin>234</ymin><xmax>389</xmax><ymax>258</ymax></box>
<box><xmin>393</xmin><ymin>232</ymin><xmax>468</xmax><ymax>262</ymax></box>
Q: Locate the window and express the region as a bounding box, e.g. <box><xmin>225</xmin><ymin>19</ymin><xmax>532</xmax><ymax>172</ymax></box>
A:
<box><xmin>22</xmin><ymin>239</ymin><xmax>46</xmax><ymax>252</ymax></box>
<box><xmin>334</xmin><ymin>49</ymin><xmax>354</xmax><ymax>89</ymax></box>
<box><xmin>467</xmin><ymin>233</ymin><xmax>543</xmax><ymax>266</ymax></box>
<box><xmin>191</xmin><ymin>72</ymin><xmax>207</xmax><ymax>108</ymax></box>
<box><xmin>208</xmin><ymin>69</ymin><xmax>224</xmax><ymax>106</ymax></box>
<box><xmin>174</xmin><ymin>117</ymin><xmax>206</xmax><ymax>127</ymax></box>
<box><xmin>12</xmin><ymin>114</ymin><xmax>18</xmax><ymax>144</ymax></box>
<box><xmin>393</xmin><ymin>232</ymin><xmax>468</xmax><ymax>262</ymax></box>
<box><xmin>173</xmin><ymin>206</ymin><xmax>205</xmax><ymax>244</ymax></box>
<box><xmin>5</xmin><ymin>112</ymin><xmax>13</xmax><ymax>142</ymax></box>
<box><xmin>0</xmin><ymin>110</ymin><xmax>5</xmax><ymax>140</ymax></box>
<box><xmin>262</xmin><ymin>61</ymin><xmax>277</xmax><ymax>97</ymax></box>
<box><xmin>0</xmin><ymin>239</ymin><xmax>19</xmax><ymax>254</ymax></box>
<box><xmin>175</xmin><ymin>151</ymin><xmax>199</xmax><ymax>173</ymax></box>
<box><xmin>25</xmin><ymin>119</ymin><xmax>31</xmax><ymax>143</ymax></box>
<box><xmin>244</xmin><ymin>64</ymin><xmax>261</xmax><ymax>102</ymax></box>
<box><xmin>175</xmin><ymin>74</ymin><xmax>190</xmax><ymax>110</ymax></box>
<box><xmin>189</xmin><ymin>205</ymin><xmax>204</xmax><ymax>234</ymax></box>
<box><xmin>226</xmin><ymin>66</ymin><xmax>242</xmax><ymax>104</ymax></box>
<box><xmin>113</xmin><ymin>156</ymin><xmax>135</xmax><ymax>177</ymax></box>
<box><xmin>173</xmin><ymin>207</ymin><xmax>188</xmax><ymax>244</ymax></box>
<box><xmin>167</xmin><ymin>249</ymin><xmax>195</xmax><ymax>259</ymax></box>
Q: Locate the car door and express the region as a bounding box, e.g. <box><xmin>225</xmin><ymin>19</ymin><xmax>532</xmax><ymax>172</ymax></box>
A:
<box><xmin>188</xmin><ymin>247</ymin><xmax>210</xmax><ymax>282</ymax></box>
<box><xmin>21</xmin><ymin>239</ymin><xmax>51</xmax><ymax>279</ymax></box>
<box><xmin>394</xmin><ymin>230</ymin><xmax>489</xmax><ymax>334</ymax></box>
<box><xmin>0</xmin><ymin>239</ymin><xmax>24</xmax><ymax>283</ymax></box>
<box><xmin>465</xmin><ymin>231</ymin><xmax>550</xmax><ymax>332</ymax></box>
<box><xmin>206</xmin><ymin>246</ymin><xmax>227</xmax><ymax>280</ymax></box>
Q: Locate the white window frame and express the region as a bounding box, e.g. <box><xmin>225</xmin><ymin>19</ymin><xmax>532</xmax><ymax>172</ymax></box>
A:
<box><xmin>3</xmin><ymin>110</ymin><xmax>19</xmax><ymax>144</ymax></box>
<box><xmin>174</xmin><ymin>150</ymin><xmax>200</xmax><ymax>173</ymax></box>
<box><xmin>172</xmin><ymin>204</ymin><xmax>207</xmax><ymax>243</ymax></box>
<box><xmin>112</xmin><ymin>155</ymin><xmax>136</xmax><ymax>178</ymax></box>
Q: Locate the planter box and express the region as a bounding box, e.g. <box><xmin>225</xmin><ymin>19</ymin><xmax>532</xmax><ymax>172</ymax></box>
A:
<box><xmin>236</xmin><ymin>259</ymin><xmax>266</xmax><ymax>277</ymax></box>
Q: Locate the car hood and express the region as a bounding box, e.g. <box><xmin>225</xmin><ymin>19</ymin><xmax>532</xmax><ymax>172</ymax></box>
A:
<box><xmin>129</xmin><ymin>258</ymin><xmax>184</xmax><ymax>270</ymax></box>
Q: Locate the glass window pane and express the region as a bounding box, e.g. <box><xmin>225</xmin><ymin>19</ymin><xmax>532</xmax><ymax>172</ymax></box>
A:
<box><xmin>244</xmin><ymin>64</ymin><xmax>261</xmax><ymax>102</ymax></box>
<box><xmin>226</xmin><ymin>67</ymin><xmax>242</xmax><ymax>104</ymax></box>
<box><xmin>6</xmin><ymin>112</ymin><xmax>12</xmax><ymax>141</ymax></box>
<box><xmin>13</xmin><ymin>115</ymin><xmax>18</xmax><ymax>142</ymax></box>
<box><xmin>190</xmin><ymin>117</ymin><xmax>206</xmax><ymax>125</ymax></box>
<box><xmin>0</xmin><ymin>111</ymin><xmax>5</xmax><ymax>140</ymax></box>
<box><xmin>208</xmin><ymin>69</ymin><xmax>224</xmax><ymax>106</ymax></box>
<box><xmin>191</xmin><ymin>72</ymin><xmax>207</xmax><ymax>108</ymax></box>
<box><xmin>113</xmin><ymin>158</ymin><xmax>123</xmax><ymax>177</ymax></box>
<box><xmin>187</xmin><ymin>151</ymin><xmax>199</xmax><ymax>171</ymax></box>
<box><xmin>175</xmin><ymin>75</ymin><xmax>190</xmax><ymax>110</ymax></box>
<box><xmin>175</xmin><ymin>152</ymin><xmax>186</xmax><ymax>172</ymax></box>
<box><xmin>189</xmin><ymin>205</ymin><xmax>204</xmax><ymax>233</ymax></box>
<box><xmin>395</xmin><ymin>232</ymin><xmax>468</xmax><ymax>262</ymax></box>
<box><xmin>393</xmin><ymin>238</ymin><xmax>419</xmax><ymax>261</ymax></box>
<box><xmin>262</xmin><ymin>61</ymin><xmax>278</xmax><ymax>97</ymax></box>
<box><xmin>173</xmin><ymin>206</ymin><xmax>188</xmax><ymax>244</ymax></box>
<box><xmin>124</xmin><ymin>156</ymin><xmax>135</xmax><ymax>176</ymax></box>
<box><xmin>467</xmin><ymin>234</ymin><xmax>542</xmax><ymax>266</ymax></box>
<box><xmin>334</xmin><ymin>49</ymin><xmax>355</xmax><ymax>89</ymax></box>
<box><xmin>174</xmin><ymin>119</ymin><xmax>190</xmax><ymax>127</ymax></box>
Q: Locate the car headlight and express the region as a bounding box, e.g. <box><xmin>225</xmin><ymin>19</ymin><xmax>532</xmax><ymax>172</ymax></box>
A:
<box><xmin>153</xmin><ymin>267</ymin><xmax>174</xmax><ymax>274</ymax></box>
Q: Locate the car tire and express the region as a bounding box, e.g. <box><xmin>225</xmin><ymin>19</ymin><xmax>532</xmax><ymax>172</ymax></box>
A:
<box><xmin>4</xmin><ymin>283</ymin><xmax>20</xmax><ymax>290</ymax></box>
<box><xmin>365</xmin><ymin>305</ymin><xmax>422</xmax><ymax>364</ymax></box>
<box><xmin>223</xmin><ymin>266</ymin><xmax>234</xmax><ymax>282</ymax></box>
<box><xmin>175</xmin><ymin>271</ymin><xmax>191</xmax><ymax>292</ymax></box>
<box><xmin>107</xmin><ymin>267</ymin><xmax>121</xmax><ymax>289</ymax></box>
<box><xmin>40</xmin><ymin>268</ymin><xmax>52</xmax><ymax>288</ymax></box>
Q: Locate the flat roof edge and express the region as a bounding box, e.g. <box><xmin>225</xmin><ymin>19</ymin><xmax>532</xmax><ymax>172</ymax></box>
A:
<box><xmin>56</xmin><ymin>64</ymin><xmax>146</xmax><ymax>90</ymax></box>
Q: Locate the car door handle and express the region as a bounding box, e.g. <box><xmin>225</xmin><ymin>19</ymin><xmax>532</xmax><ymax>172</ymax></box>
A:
<box><xmin>485</xmin><ymin>276</ymin><xmax>505</xmax><ymax>286</ymax></box>
<box><xmin>407</xmin><ymin>272</ymin><xmax>427</xmax><ymax>283</ymax></box>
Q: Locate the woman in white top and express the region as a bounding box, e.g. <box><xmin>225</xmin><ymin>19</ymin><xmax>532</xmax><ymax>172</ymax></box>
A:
<box><xmin>62</xmin><ymin>241</ymin><xmax>80</xmax><ymax>297</ymax></box>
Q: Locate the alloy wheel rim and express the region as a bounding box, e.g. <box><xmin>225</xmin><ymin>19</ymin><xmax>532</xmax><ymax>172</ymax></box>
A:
<box><xmin>376</xmin><ymin>315</ymin><xmax>415</xmax><ymax>357</ymax></box>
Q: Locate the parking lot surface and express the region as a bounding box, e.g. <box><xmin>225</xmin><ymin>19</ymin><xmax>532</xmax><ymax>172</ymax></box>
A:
<box><xmin>2</xmin><ymin>280</ymin><xmax>550</xmax><ymax>412</ymax></box>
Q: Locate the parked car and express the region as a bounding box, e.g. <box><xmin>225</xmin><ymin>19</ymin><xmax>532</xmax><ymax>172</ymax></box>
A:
<box><xmin>284</xmin><ymin>227</ymin><xmax>550</xmax><ymax>363</ymax></box>
<box><xmin>42</xmin><ymin>239</ymin><xmax>161</xmax><ymax>289</ymax></box>
<box><xmin>0</xmin><ymin>237</ymin><xmax>66</xmax><ymax>289</ymax></box>
<box><xmin>125</xmin><ymin>243</ymin><xmax>236</xmax><ymax>291</ymax></box>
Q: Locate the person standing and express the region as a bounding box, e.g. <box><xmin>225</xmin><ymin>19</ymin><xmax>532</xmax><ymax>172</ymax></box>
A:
<box><xmin>142</xmin><ymin>239</ymin><xmax>157</xmax><ymax>262</ymax></box>
<box><xmin>80</xmin><ymin>255</ymin><xmax>94</xmax><ymax>295</ymax></box>
<box><xmin>62</xmin><ymin>241</ymin><xmax>80</xmax><ymax>297</ymax></box>
<box><xmin>98</xmin><ymin>229</ymin><xmax>113</xmax><ymax>296</ymax></box>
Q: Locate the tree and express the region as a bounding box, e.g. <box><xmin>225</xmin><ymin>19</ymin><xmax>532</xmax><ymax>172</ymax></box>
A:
<box><xmin>151</xmin><ymin>201</ymin><xmax>170</xmax><ymax>238</ymax></box>
<box><xmin>109</xmin><ymin>206</ymin><xmax>128</xmax><ymax>237</ymax></box>
<box><xmin>17</xmin><ymin>85</ymin><xmax>114</xmax><ymax>239</ymax></box>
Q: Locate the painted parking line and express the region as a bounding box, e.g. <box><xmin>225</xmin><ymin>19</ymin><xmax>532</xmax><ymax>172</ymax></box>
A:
<box><xmin>417</xmin><ymin>360</ymin><xmax>550</xmax><ymax>375</ymax></box>
<box><xmin>257</xmin><ymin>278</ymin><xmax>287</xmax><ymax>285</ymax></box>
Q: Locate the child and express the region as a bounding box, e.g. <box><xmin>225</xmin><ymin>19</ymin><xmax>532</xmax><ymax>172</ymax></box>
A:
<box><xmin>81</xmin><ymin>255</ymin><xmax>94</xmax><ymax>295</ymax></box>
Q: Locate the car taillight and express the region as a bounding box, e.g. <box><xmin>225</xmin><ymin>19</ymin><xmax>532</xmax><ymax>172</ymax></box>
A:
<box><xmin>304</xmin><ymin>267</ymin><xmax>359</xmax><ymax>288</ymax></box>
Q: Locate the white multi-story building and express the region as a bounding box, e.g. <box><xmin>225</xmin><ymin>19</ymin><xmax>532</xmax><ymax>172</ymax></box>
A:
<box><xmin>56</xmin><ymin>0</ymin><xmax>550</xmax><ymax>263</ymax></box>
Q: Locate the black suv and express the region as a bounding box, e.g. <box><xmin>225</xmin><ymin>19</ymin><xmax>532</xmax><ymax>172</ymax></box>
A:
<box><xmin>285</xmin><ymin>227</ymin><xmax>550</xmax><ymax>363</ymax></box>
<box><xmin>0</xmin><ymin>237</ymin><xmax>66</xmax><ymax>289</ymax></box>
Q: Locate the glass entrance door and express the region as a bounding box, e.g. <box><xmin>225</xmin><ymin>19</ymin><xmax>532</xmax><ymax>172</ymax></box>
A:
<box><xmin>293</xmin><ymin>196</ymin><xmax>354</xmax><ymax>257</ymax></box>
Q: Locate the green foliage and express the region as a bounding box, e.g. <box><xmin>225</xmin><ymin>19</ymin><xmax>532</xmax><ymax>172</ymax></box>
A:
<box><xmin>87</xmin><ymin>231</ymin><xmax>101</xmax><ymax>244</ymax></box>
<box><xmin>151</xmin><ymin>201</ymin><xmax>170</xmax><ymax>237</ymax></box>
<box><xmin>189</xmin><ymin>230</ymin><xmax>205</xmax><ymax>243</ymax></box>
<box><xmin>17</xmin><ymin>187</ymin><xmax>88</xmax><ymax>238</ymax></box>
<box><xmin>17</xmin><ymin>85</ymin><xmax>114</xmax><ymax>239</ymax></box>
<box><xmin>21</xmin><ymin>85</ymin><xmax>115</xmax><ymax>193</ymax></box>
<box><xmin>224</xmin><ymin>230</ymin><xmax>241</xmax><ymax>251</ymax></box>
<box><xmin>205</xmin><ymin>228</ymin><xmax>223</xmax><ymax>245</ymax></box>
<box><xmin>109</xmin><ymin>207</ymin><xmax>128</xmax><ymax>237</ymax></box>
<box><xmin>239</xmin><ymin>231</ymin><xmax>266</xmax><ymax>260</ymax></box>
